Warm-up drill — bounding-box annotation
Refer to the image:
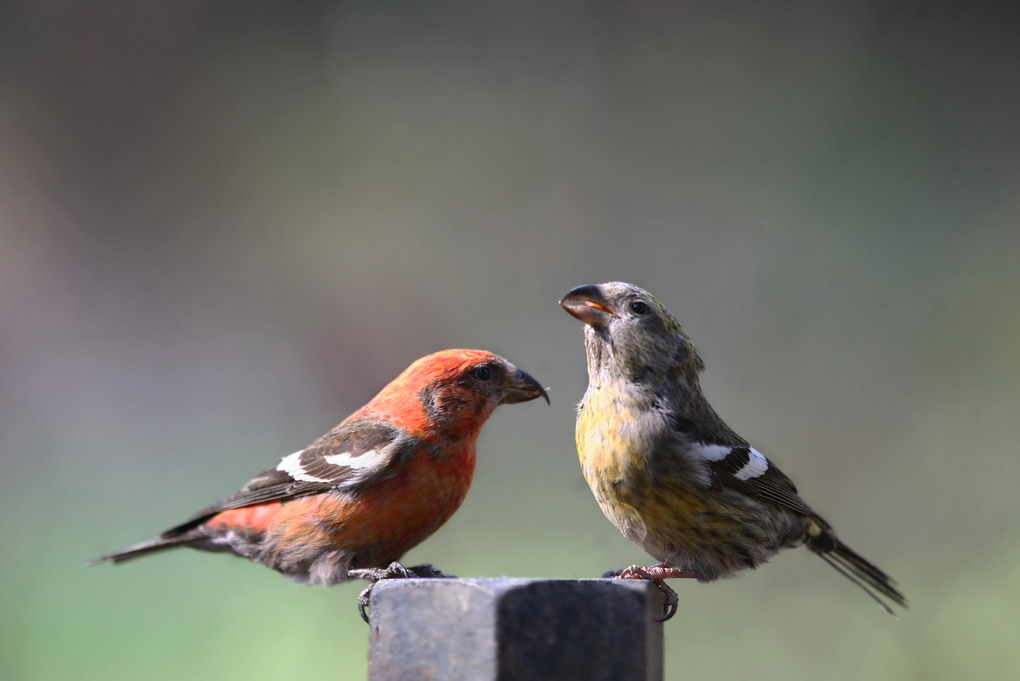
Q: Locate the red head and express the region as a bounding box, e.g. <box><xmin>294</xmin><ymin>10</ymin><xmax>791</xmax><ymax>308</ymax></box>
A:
<box><xmin>351</xmin><ymin>349</ymin><xmax>548</xmax><ymax>442</ymax></box>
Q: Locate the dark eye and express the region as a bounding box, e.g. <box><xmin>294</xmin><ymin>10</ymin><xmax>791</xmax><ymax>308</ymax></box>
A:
<box><xmin>472</xmin><ymin>365</ymin><xmax>493</xmax><ymax>381</ymax></box>
<box><xmin>629</xmin><ymin>301</ymin><xmax>650</xmax><ymax>315</ymax></box>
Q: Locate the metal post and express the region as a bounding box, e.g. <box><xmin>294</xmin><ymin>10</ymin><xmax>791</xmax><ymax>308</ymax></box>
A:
<box><xmin>368</xmin><ymin>578</ymin><xmax>664</xmax><ymax>681</ymax></box>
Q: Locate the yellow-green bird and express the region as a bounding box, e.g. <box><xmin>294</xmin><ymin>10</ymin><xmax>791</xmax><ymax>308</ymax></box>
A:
<box><xmin>560</xmin><ymin>282</ymin><xmax>907</xmax><ymax>620</ymax></box>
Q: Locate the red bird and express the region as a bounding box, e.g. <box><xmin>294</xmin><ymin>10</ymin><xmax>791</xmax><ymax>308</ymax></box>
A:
<box><xmin>93</xmin><ymin>349</ymin><xmax>548</xmax><ymax>617</ymax></box>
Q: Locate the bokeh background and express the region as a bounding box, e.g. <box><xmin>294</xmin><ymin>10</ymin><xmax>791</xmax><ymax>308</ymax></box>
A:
<box><xmin>3</xmin><ymin>2</ymin><xmax>1019</xmax><ymax>680</ymax></box>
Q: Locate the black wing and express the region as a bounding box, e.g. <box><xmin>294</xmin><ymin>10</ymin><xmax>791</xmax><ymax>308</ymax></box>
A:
<box><xmin>705</xmin><ymin>445</ymin><xmax>823</xmax><ymax>521</ymax></box>
<box><xmin>161</xmin><ymin>420</ymin><xmax>417</xmax><ymax>537</ymax></box>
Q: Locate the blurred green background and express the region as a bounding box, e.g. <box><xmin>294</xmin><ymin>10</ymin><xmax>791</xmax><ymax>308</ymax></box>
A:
<box><xmin>2</xmin><ymin>2</ymin><xmax>1019</xmax><ymax>680</ymax></box>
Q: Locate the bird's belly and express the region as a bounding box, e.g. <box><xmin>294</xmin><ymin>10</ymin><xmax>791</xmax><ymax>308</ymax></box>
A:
<box><xmin>576</xmin><ymin>391</ymin><xmax>801</xmax><ymax>580</ymax></box>
<box><xmin>586</xmin><ymin>466</ymin><xmax>699</xmax><ymax>563</ymax></box>
<box><xmin>583</xmin><ymin>452</ymin><xmax>796</xmax><ymax>580</ymax></box>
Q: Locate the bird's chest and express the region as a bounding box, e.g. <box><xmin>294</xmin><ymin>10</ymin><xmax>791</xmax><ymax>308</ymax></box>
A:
<box><xmin>576</xmin><ymin>385</ymin><xmax>724</xmax><ymax>559</ymax></box>
<box><xmin>576</xmin><ymin>385</ymin><xmax>661</xmax><ymax>474</ymax></box>
<box><xmin>305</xmin><ymin>443</ymin><xmax>476</xmax><ymax>555</ymax></box>
<box><xmin>575</xmin><ymin>388</ymin><xmax>662</xmax><ymax>538</ymax></box>
<box><xmin>389</xmin><ymin>444</ymin><xmax>477</xmax><ymax>528</ymax></box>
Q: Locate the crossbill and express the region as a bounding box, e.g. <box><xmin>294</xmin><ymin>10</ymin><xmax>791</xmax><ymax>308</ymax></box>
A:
<box><xmin>560</xmin><ymin>282</ymin><xmax>906</xmax><ymax>620</ymax></box>
<box><xmin>92</xmin><ymin>349</ymin><xmax>548</xmax><ymax>618</ymax></box>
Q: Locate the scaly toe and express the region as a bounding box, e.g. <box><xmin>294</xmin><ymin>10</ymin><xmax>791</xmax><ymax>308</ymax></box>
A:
<box><xmin>656</xmin><ymin>583</ymin><xmax>680</xmax><ymax>622</ymax></box>
<box><xmin>351</xmin><ymin>561</ymin><xmax>455</xmax><ymax>623</ymax></box>
<box><xmin>604</xmin><ymin>565</ymin><xmax>681</xmax><ymax>622</ymax></box>
<box><xmin>357</xmin><ymin>583</ymin><xmax>375</xmax><ymax>623</ymax></box>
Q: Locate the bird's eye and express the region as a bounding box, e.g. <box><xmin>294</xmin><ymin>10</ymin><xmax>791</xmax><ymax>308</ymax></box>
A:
<box><xmin>629</xmin><ymin>301</ymin><xmax>650</xmax><ymax>315</ymax></box>
<box><xmin>472</xmin><ymin>366</ymin><xmax>493</xmax><ymax>381</ymax></box>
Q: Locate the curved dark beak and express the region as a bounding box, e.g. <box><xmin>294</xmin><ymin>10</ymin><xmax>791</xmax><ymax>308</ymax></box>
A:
<box><xmin>560</xmin><ymin>284</ymin><xmax>613</xmax><ymax>326</ymax></box>
<box><xmin>503</xmin><ymin>368</ymin><xmax>550</xmax><ymax>405</ymax></box>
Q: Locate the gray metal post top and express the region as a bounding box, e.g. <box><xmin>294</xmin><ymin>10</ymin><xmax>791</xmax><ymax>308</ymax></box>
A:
<box><xmin>368</xmin><ymin>578</ymin><xmax>664</xmax><ymax>681</ymax></box>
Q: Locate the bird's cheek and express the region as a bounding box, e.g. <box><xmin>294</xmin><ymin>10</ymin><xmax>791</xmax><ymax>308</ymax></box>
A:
<box><xmin>429</xmin><ymin>386</ymin><xmax>476</xmax><ymax>416</ymax></box>
<box><xmin>450</xmin><ymin>401</ymin><xmax>496</xmax><ymax>435</ymax></box>
<box><xmin>428</xmin><ymin>387</ymin><xmax>495</xmax><ymax>435</ymax></box>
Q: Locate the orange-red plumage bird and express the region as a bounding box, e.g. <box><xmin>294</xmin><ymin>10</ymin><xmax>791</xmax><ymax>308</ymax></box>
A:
<box><xmin>93</xmin><ymin>350</ymin><xmax>547</xmax><ymax>604</ymax></box>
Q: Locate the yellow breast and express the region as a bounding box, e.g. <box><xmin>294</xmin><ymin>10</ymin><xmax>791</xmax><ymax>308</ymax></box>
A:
<box><xmin>575</xmin><ymin>382</ymin><xmax>734</xmax><ymax>560</ymax></box>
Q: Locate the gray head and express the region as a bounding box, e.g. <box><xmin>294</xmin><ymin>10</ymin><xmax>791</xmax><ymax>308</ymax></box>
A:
<box><xmin>560</xmin><ymin>282</ymin><xmax>704</xmax><ymax>388</ymax></box>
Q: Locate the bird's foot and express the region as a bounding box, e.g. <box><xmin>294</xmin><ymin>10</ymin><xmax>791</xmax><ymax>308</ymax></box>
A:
<box><xmin>603</xmin><ymin>563</ymin><xmax>690</xmax><ymax>622</ymax></box>
<box><xmin>349</xmin><ymin>562</ymin><xmax>456</xmax><ymax>623</ymax></box>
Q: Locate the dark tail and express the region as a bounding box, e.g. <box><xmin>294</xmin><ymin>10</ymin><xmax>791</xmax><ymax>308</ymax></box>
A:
<box><xmin>87</xmin><ymin>535</ymin><xmax>193</xmax><ymax>566</ymax></box>
<box><xmin>807</xmin><ymin>533</ymin><xmax>907</xmax><ymax>616</ymax></box>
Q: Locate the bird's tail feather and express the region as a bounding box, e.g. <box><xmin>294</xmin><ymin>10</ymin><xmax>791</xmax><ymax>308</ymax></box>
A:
<box><xmin>87</xmin><ymin>536</ymin><xmax>189</xmax><ymax>566</ymax></box>
<box><xmin>808</xmin><ymin>534</ymin><xmax>907</xmax><ymax>616</ymax></box>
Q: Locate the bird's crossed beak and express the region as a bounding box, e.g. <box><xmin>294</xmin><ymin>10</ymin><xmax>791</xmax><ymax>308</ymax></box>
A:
<box><xmin>502</xmin><ymin>368</ymin><xmax>550</xmax><ymax>405</ymax></box>
<box><xmin>559</xmin><ymin>284</ymin><xmax>613</xmax><ymax>326</ymax></box>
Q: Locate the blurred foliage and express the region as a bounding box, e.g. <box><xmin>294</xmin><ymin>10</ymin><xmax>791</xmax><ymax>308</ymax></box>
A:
<box><xmin>2</xmin><ymin>2</ymin><xmax>1019</xmax><ymax>680</ymax></box>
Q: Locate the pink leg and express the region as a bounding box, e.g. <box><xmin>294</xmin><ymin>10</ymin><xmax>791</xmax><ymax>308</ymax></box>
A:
<box><xmin>603</xmin><ymin>562</ymin><xmax>692</xmax><ymax>621</ymax></box>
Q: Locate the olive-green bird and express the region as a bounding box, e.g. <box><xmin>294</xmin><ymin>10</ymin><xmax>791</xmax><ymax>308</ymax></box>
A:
<box><xmin>560</xmin><ymin>282</ymin><xmax>906</xmax><ymax>620</ymax></box>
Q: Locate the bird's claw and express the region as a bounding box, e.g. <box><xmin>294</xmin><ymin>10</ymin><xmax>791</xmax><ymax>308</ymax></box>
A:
<box><xmin>350</xmin><ymin>562</ymin><xmax>456</xmax><ymax>623</ymax></box>
<box><xmin>355</xmin><ymin>584</ymin><xmax>374</xmax><ymax>623</ymax></box>
<box><xmin>605</xmin><ymin>564</ymin><xmax>682</xmax><ymax>622</ymax></box>
<box><xmin>655</xmin><ymin>585</ymin><xmax>680</xmax><ymax>622</ymax></box>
